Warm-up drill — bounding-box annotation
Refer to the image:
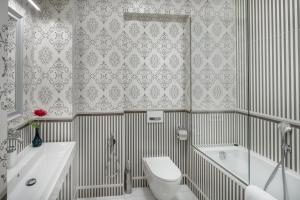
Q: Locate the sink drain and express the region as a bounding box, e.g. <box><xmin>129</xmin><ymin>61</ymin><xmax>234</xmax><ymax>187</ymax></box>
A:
<box><xmin>26</xmin><ymin>178</ymin><xmax>37</xmax><ymax>186</ymax></box>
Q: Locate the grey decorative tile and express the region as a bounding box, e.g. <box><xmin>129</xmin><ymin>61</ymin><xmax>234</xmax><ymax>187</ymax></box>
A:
<box><xmin>199</xmin><ymin>1</ymin><xmax>216</xmax><ymax>27</ymax></box>
<box><xmin>93</xmin><ymin>62</ymin><xmax>113</xmax><ymax>91</ymax></box>
<box><xmin>136</xmin><ymin>64</ymin><xmax>154</xmax><ymax>89</ymax></box>
<box><xmin>198</xmin><ymin>63</ymin><xmax>216</xmax><ymax>90</ymax></box>
<box><xmin>94</xmin><ymin>28</ymin><xmax>113</xmax><ymax>57</ymax></box>
<box><xmin>86</xmin><ymin>51</ymin><xmax>99</xmax><ymax>67</ymax></box>
<box><xmin>48</xmin><ymin>58</ymin><xmax>71</xmax><ymax>93</ymax></box>
<box><xmin>156</xmin><ymin>33</ymin><xmax>173</xmax><ymax>59</ymax></box>
<box><xmin>38</xmin><ymin>46</ymin><xmax>53</xmax><ymax>65</ymax></box>
<box><xmin>94</xmin><ymin>0</ymin><xmax>113</xmax><ymax>24</ymax></box>
<box><xmin>48</xmin><ymin>21</ymin><xmax>71</xmax><ymax>53</ymax></box>
<box><xmin>136</xmin><ymin>32</ymin><xmax>155</xmax><ymax>59</ymax></box>
<box><xmin>38</xmin><ymin>86</ymin><xmax>53</xmax><ymax>105</ymax></box>
<box><xmin>49</xmin><ymin>98</ymin><xmax>70</xmax><ymax>116</ymax></box>
<box><xmin>6</xmin><ymin>0</ymin><xmax>236</xmax><ymax>116</ymax></box>
<box><xmin>219</xmin><ymin>32</ymin><xmax>234</xmax><ymax>59</ymax></box>
<box><xmin>156</xmin><ymin>64</ymin><xmax>174</xmax><ymax>90</ymax></box>
<box><xmin>109</xmin><ymin>51</ymin><xmax>122</xmax><ymax>68</ymax></box>
<box><xmin>199</xmin><ymin>32</ymin><xmax>216</xmax><ymax>58</ymax></box>
<box><xmin>49</xmin><ymin>0</ymin><xmax>68</xmax><ymax>13</ymax></box>
<box><xmin>86</xmin><ymin>17</ymin><xmax>99</xmax><ymax>34</ymax></box>
<box><xmin>218</xmin><ymin>1</ymin><xmax>234</xmax><ymax>28</ymax></box>
<box><xmin>73</xmin><ymin>62</ymin><xmax>90</xmax><ymax>90</ymax></box>
<box><xmin>86</xmin><ymin>86</ymin><xmax>99</xmax><ymax>102</ymax></box>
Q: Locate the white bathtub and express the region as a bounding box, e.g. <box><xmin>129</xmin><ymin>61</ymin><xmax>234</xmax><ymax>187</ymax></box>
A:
<box><xmin>201</xmin><ymin>145</ymin><xmax>300</xmax><ymax>200</ymax></box>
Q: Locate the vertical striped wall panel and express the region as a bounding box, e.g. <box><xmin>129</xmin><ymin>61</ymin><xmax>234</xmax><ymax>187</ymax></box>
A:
<box><xmin>233</xmin><ymin>113</ymin><xmax>248</xmax><ymax>147</ymax></box>
<box><xmin>125</xmin><ymin>112</ymin><xmax>188</xmax><ymax>187</ymax></box>
<box><xmin>192</xmin><ymin>112</ymin><xmax>236</xmax><ymax>147</ymax></box>
<box><xmin>248</xmin><ymin>115</ymin><xmax>300</xmax><ymax>174</ymax></box>
<box><xmin>57</xmin><ymin>165</ymin><xmax>74</xmax><ymax>200</ymax></box>
<box><xmin>236</xmin><ymin>0</ymin><xmax>248</xmax><ymax>111</ymax></box>
<box><xmin>188</xmin><ymin>148</ymin><xmax>246</xmax><ymax>200</ymax></box>
<box><xmin>15</xmin><ymin>111</ymin><xmax>300</xmax><ymax>199</ymax></box>
<box><xmin>39</xmin><ymin>120</ymin><xmax>74</xmax><ymax>142</ymax></box>
<box><xmin>16</xmin><ymin>112</ymin><xmax>190</xmax><ymax>199</ymax></box>
<box><xmin>193</xmin><ymin>112</ymin><xmax>300</xmax><ymax>174</ymax></box>
<box><xmin>76</xmin><ymin>114</ymin><xmax>124</xmax><ymax>198</ymax></box>
<box><xmin>15</xmin><ymin>120</ymin><xmax>73</xmax><ymax>153</ymax></box>
<box><xmin>237</xmin><ymin>0</ymin><xmax>300</xmax><ymax>122</ymax></box>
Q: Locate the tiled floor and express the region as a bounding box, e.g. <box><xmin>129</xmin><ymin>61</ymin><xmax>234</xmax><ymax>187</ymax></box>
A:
<box><xmin>79</xmin><ymin>185</ymin><xmax>197</xmax><ymax>200</ymax></box>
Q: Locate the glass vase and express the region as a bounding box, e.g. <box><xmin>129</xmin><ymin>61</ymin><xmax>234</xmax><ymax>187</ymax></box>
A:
<box><xmin>32</xmin><ymin>127</ymin><xmax>43</xmax><ymax>147</ymax></box>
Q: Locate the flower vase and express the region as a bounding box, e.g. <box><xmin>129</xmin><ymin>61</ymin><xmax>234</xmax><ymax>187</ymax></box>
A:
<box><xmin>32</xmin><ymin>128</ymin><xmax>43</xmax><ymax>147</ymax></box>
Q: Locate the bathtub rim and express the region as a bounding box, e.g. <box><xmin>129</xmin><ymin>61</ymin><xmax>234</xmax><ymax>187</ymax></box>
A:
<box><xmin>192</xmin><ymin>146</ymin><xmax>248</xmax><ymax>186</ymax></box>
<box><xmin>194</xmin><ymin>144</ymin><xmax>300</xmax><ymax>188</ymax></box>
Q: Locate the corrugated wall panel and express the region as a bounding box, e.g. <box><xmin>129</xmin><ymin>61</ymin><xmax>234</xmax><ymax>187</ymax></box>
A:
<box><xmin>248</xmin><ymin>115</ymin><xmax>300</xmax><ymax>174</ymax></box>
<box><xmin>237</xmin><ymin>0</ymin><xmax>300</xmax><ymax>121</ymax></box>
<box><xmin>15</xmin><ymin>112</ymin><xmax>300</xmax><ymax>199</ymax></box>
<box><xmin>188</xmin><ymin>148</ymin><xmax>245</xmax><ymax>200</ymax></box>
<box><xmin>236</xmin><ymin>0</ymin><xmax>248</xmax><ymax>111</ymax></box>
<box><xmin>57</xmin><ymin>166</ymin><xmax>74</xmax><ymax>200</ymax></box>
<box><xmin>192</xmin><ymin>112</ymin><xmax>236</xmax><ymax>147</ymax></box>
<box><xmin>39</xmin><ymin>121</ymin><xmax>73</xmax><ymax>142</ymax></box>
<box><xmin>124</xmin><ymin>111</ymin><xmax>188</xmax><ymax>187</ymax></box>
<box><xmin>235</xmin><ymin>0</ymin><xmax>300</xmax><ymax>177</ymax></box>
<box><xmin>193</xmin><ymin>111</ymin><xmax>300</xmax><ymax>174</ymax></box>
<box><xmin>76</xmin><ymin>114</ymin><xmax>124</xmax><ymax>198</ymax></box>
<box><xmin>16</xmin><ymin>120</ymin><xmax>73</xmax><ymax>153</ymax></box>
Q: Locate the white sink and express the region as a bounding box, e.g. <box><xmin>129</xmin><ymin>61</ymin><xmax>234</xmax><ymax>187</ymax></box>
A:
<box><xmin>8</xmin><ymin>142</ymin><xmax>76</xmax><ymax>200</ymax></box>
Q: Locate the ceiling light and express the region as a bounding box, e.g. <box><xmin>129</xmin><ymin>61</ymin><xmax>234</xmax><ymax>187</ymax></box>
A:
<box><xmin>28</xmin><ymin>0</ymin><xmax>40</xmax><ymax>11</ymax></box>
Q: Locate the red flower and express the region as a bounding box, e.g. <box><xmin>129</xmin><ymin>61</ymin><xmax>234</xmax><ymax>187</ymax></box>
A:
<box><xmin>33</xmin><ymin>109</ymin><xmax>47</xmax><ymax>117</ymax></box>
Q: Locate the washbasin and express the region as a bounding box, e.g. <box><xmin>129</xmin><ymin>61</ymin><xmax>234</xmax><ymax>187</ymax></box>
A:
<box><xmin>7</xmin><ymin>142</ymin><xmax>76</xmax><ymax>200</ymax></box>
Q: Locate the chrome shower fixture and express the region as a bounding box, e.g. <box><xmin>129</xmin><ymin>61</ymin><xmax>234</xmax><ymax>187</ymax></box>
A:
<box><xmin>264</xmin><ymin>122</ymin><xmax>293</xmax><ymax>200</ymax></box>
<box><xmin>105</xmin><ymin>134</ymin><xmax>120</xmax><ymax>179</ymax></box>
<box><xmin>278</xmin><ymin>122</ymin><xmax>292</xmax><ymax>135</ymax></box>
<box><xmin>109</xmin><ymin>134</ymin><xmax>116</xmax><ymax>152</ymax></box>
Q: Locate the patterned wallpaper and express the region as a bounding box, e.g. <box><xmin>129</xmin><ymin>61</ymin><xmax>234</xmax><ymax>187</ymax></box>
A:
<box><xmin>0</xmin><ymin>12</ymin><xmax>9</xmax><ymax>114</ymax></box>
<box><xmin>8</xmin><ymin>0</ymin><xmax>74</xmax><ymax>120</ymax></box>
<box><xmin>191</xmin><ymin>0</ymin><xmax>236</xmax><ymax>111</ymax></box>
<box><xmin>123</xmin><ymin>15</ymin><xmax>190</xmax><ymax>110</ymax></box>
<box><xmin>31</xmin><ymin>0</ymin><xmax>73</xmax><ymax>118</ymax></box>
<box><xmin>74</xmin><ymin>0</ymin><xmax>236</xmax><ymax>114</ymax></box>
<box><xmin>0</xmin><ymin>0</ymin><xmax>8</xmax><ymax>197</ymax></box>
<box><xmin>7</xmin><ymin>0</ymin><xmax>34</xmax><ymax>128</ymax></box>
<box><xmin>6</xmin><ymin>16</ymin><xmax>17</xmax><ymax>113</ymax></box>
<box><xmin>7</xmin><ymin>0</ymin><xmax>236</xmax><ymax>120</ymax></box>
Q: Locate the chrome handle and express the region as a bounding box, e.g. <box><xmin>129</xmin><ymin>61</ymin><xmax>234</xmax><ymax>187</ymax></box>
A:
<box><xmin>278</xmin><ymin>122</ymin><xmax>292</xmax><ymax>135</ymax></box>
<box><xmin>278</xmin><ymin>122</ymin><xmax>292</xmax><ymax>153</ymax></box>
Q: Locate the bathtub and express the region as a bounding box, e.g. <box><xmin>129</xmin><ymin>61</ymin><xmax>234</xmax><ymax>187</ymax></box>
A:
<box><xmin>200</xmin><ymin>145</ymin><xmax>300</xmax><ymax>200</ymax></box>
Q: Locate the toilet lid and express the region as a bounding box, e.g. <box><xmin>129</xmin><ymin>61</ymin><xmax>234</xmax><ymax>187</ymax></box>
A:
<box><xmin>143</xmin><ymin>157</ymin><xmax>181</xmax><ymax>182</ymax></box>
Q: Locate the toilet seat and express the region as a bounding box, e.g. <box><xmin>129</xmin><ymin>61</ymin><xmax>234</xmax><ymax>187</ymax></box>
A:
<box><xmin>143</xmin><ymin>157</ymin><xmax>181</xmax><ymax>182</ymax></box>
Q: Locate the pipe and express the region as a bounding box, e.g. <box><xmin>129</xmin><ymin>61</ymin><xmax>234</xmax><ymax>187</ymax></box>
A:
<box><xmin>264</xmin><ymin>122</ymin><xmax>292</xmax><ymax>200</ymax></box>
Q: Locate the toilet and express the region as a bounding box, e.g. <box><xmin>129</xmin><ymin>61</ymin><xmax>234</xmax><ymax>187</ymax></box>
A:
<box><xmin>143</xmin><ymin>156</ymin><xmax>182</xmax><ymax>200</ymax></box>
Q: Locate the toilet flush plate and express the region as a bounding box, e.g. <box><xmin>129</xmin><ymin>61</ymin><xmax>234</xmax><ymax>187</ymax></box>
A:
<box><xmin>147</xmin><ymin>111</ymin><xmax>164</xmax><ymax>123</ymax></box>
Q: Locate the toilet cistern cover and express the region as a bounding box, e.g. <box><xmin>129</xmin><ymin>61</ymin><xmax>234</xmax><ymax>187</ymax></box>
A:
<box><xmin>143</xmin><ymin>157</ymin><xmax>181</xmax><ymax>182</ymax></box>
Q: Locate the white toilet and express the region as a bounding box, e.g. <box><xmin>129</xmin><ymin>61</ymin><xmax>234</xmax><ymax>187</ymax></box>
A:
<box><xmin>143</xmin><ymin>156</ymin><xmax>182</xmax><ymax>200</ymax></box>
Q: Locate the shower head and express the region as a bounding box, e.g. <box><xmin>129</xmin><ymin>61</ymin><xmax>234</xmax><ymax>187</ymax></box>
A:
<box><xmin>278</xmin><ymin>122</ymin><xmax>292</xmax><ymax>135</ymax></box>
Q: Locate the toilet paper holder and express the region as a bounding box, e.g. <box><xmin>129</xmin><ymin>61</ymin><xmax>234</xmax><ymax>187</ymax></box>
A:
<box><xmin>176</xmin><ymin>127</ymin><xmax>188</xmax><ymax>141</ymax></box>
